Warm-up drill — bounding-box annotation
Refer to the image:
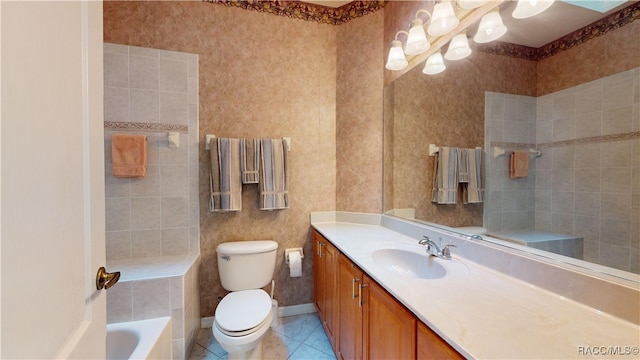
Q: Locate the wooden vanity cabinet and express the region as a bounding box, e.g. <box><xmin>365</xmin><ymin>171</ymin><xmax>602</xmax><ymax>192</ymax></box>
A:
<box><xmin>338</xmin><ymin>253</ymin><xmax>364</xmax><ymax>360</ymax></box>
<box><xmin>313</xmin><ymin>230</ymin><xmax>462</xmax><ymax>360</ymax></box>
<box><xmin>313</xmin><ymin>230</ymin><xmax>339</xmax><ymax>350</ymax></box>
<box><xmin>417</xmin><ymin>321</ymin><xmax>465</xmax><ymax>360</ymax></box>
<box><xmin>363</xmin><ymin>274</ymin><xmax>416</xmax><ymax>359</ymax></box>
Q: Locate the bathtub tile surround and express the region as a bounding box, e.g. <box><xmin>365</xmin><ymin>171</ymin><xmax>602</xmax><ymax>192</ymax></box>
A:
<box><xmin>104</xmin><ymin>43</ymin><xmax>201</xmax><ymax>360</ymax></box>
<box><xmin>108</xmin><ymin>254</ymin><xmax>201</xmax><ymax>360</ymax></box>
<box><xmin>104</xmin><ymin>42</ymin><xmax>200</xmax><ymax>260</ymax></box>
<box><xmin>483</xmin><ymin>67</ymin><xmax>640</xmax><ymax>273</ymax></box>
<box><xmin>189</xmin><ymin>313</ymin><xmax>336</xmax><ymax>360</ymax></box>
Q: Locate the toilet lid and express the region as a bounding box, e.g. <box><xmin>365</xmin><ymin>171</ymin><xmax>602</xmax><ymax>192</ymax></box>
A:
<box><xmin>215</xmin><ymin>289</ymin><xmax>272</xmax><ymax>333</ymax></box>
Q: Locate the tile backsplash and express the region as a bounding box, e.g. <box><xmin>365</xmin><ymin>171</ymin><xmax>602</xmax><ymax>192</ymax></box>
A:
<box><xmin>104</xmin><ymin>43</ymin><xmax>200</xmax><ymax>261</ymax></box>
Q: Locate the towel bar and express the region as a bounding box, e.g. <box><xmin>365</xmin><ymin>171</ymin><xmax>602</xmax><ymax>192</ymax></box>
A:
<box><xmin>205</xmin><ymin>135</ymin><xmax>291</xmax><ymax>151</ymax></box>
<box><xmin>429</xmin><ymin>144</ymin><xmax>482</xmax><ymax>156</ymax></box>
<box><xmin>493</xmin><ymin>146</ymin><xmax>542</xmax><ymax>159</ymax></box>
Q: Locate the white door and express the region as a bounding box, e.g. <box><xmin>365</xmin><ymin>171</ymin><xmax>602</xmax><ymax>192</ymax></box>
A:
<box><xmin>1</xmin><ymin>1</ymin><xmax>106</xmax><ymax>358</ymax></box>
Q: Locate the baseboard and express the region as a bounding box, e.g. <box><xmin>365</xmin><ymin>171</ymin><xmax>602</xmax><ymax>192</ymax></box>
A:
<box><xmin>278</xmin><ymin>303</ymin><xmax>316</xmax><ymax>317</ymax></box>
<box><xmin>200</xmin><ymin>303</ymin><xmax>316</xmax><ymax>328</ymax></box>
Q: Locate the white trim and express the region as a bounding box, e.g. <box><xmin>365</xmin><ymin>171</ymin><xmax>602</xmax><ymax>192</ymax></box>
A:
<box><xmin>199</xmin><ymin>303</ymin><xmax>316</xmax><ymax>328</ymax></box>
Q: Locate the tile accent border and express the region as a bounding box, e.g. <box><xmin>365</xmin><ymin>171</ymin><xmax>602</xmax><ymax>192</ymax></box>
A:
<box><xmin>479</xmin><ymin>1</ymin><xmax>639</xmax><ymax>61</ymax></box>
<box><xmin>492</xmin><ymin>132</ymin><xmax>640</xmax><ymax>152</ymax></box>
<box><xmin>204</xmin><ymin>0</ymin><xmax>385</xmax><ymax>25</ymax></box>
<box><xmin>490</xmin><ymin>141</ymin><xmax>536</xmax><ymax>150</ymax></box>
<box><xmin>104</xmin><ymin>121</ymin><xmax>188</xmax><ymax>133</ymax></box>
<box><xmin>536</xmin><ymin>131</ymin><xmax>640</xmax><ymax>149</ymax></box>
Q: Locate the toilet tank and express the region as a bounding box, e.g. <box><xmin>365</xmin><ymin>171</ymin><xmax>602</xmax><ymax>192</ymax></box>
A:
<box><xmin>216</xmin><ymin>240</ymin><xmax>278</xmax><ymax>291</ymax></box>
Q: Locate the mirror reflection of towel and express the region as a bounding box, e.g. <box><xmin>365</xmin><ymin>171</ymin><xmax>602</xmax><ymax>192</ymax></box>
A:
<box><xmin>431</xmin><ymin>147</ymin><xmax>459</xmax><ymax>204</ymax></box>
<box><xmin>510</xmin><ymin>151</ymin><xmax>529</xmax><ymax>178</ymax></box>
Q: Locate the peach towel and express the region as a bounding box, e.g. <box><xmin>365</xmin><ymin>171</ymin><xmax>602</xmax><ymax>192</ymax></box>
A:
<box><xmin>112</xmin><ymin>134</ymin><xmax>148</xmax><ymax>178</ymax></box>
<box><xmin>510</xmin><ymin>150</ymin><xmax>529</xmax><ymax>179</ymax></box>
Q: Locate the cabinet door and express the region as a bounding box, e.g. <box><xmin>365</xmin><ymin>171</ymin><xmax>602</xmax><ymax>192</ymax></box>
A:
<box><xmin>313</xmin><ymin>231</ymin><xmax>325</xmax><ymax>318</ymax></box>
<box><xmin>364</xmin><ymin>275</ymin><xmax>416</xmax><ymax>360</ymax></box>
<box><xmin>313</xmin><ymin>230</ymin><xmax>339</xmax><ymax>352</ymax></box>
<box><xmin>323</xmin><ymin>240</ymin><xmax>340</xmax><ymax>350</ymax></box>
<box><xmin>338</xmin><ymin>254</ymin><xmax>364</xmax><ymax>360</ymax></box>
<box><xmin>417</xmin><ymin>321</ymin><xmax>464</xmax><ymax>360</ymax></box>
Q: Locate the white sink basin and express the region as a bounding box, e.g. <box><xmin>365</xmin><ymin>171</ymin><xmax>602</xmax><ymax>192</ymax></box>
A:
<box><xmin>371</xmin><ymin>248</ymin><xmax>446</xmax><ymax>279</ymax></box>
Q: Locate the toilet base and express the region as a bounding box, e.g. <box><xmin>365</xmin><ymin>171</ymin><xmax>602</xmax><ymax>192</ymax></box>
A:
<box><xmin>227</xmin><ymin>341</ymin><xmax>262</xmax><ymax>360</ymax></box>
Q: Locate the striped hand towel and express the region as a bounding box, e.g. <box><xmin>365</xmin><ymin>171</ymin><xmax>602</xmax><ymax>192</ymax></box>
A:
<box><xmin>431</xmin><ymin>147</ymin><xmax>459</xmax><ymax>204</ymax></box>
<box><xmin>209</xmin><ymin>138</ymin><xmax>242</xmax><ymax>212</ymax></box>
<box><xmin>462</xmin><ymin>148</ymin><xmax>485</xmax><ymax>204</ymax></box>
<box><xmin>240</xmin><ymin>138</ymin><xmax>260</xmax><ymax>184</ymax></box>
<box><xmin>259</xmin><ymin>139</ymin><xmax>289</xmax><ymax>210</ymax></box>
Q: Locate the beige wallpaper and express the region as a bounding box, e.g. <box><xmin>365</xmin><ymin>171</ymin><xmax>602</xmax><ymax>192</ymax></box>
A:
<box><xmin>537</xmin><ymin>20</ymin><xmax>640</xmax><ymax>96</ymax></box>
<box><xmin>336</xmin><ymin>10</ymin><xmax>385</xmax><ymax>213</ymax></box>
<box><xmin>105</xmin><ymin>1</ymin><xmax>342</xmax><ymax>317</ymax></box>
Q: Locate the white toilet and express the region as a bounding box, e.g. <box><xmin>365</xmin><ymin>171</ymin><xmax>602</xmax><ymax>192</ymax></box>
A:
<box><xmin>212</xmin><ymin>240</ymin><xmax>278</xmax><ymax>360</ymax></box>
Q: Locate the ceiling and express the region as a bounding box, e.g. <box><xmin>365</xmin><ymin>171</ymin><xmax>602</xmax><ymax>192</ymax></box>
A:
<box><xmin>304</xmin><ymin>0</ymin><xmax>633</xmax><ymax>48</ymax></box>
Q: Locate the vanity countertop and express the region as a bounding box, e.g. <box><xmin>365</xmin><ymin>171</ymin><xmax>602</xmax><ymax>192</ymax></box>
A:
<box><xmin>311</xmin><ymin>219</ymin><xmax>640</xmax><ymax>359</ymax></box>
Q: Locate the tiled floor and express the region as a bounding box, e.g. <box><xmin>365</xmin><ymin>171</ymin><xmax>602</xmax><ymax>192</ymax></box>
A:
<box><xmin>188</xmin><ymin>313</ymin><xmax>336</xmax><ymax>360</ymax></box>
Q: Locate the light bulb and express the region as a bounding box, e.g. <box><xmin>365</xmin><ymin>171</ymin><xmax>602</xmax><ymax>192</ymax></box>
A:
<box><xmin>427</xmin><ymin>2</ymin><xmax>460</xmax><ymax>37</ymax></box>
<box><xmin>405</xmin><ymin>19</ymin><xmax>431</xmax><ymax>56</ymax></box>
<box><xmin>385</xmin><ymin>40</ymin><xmax>408</xmax><ymax>71</ymax></box>
<box><xmin>423</xmin><ymin>52</ymin><xmax>446</xmax><ymax>75</ymax></box>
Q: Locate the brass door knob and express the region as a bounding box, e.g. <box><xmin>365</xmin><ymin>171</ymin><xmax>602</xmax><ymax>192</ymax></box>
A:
<box><xmin>96</xmin><ymin>267</ymin><xmax>120</xmax><ymax>290</ymax></box>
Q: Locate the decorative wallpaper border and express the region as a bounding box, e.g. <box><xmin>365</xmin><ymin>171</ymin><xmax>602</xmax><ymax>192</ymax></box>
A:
<box><xmin>479</xmin><ymin>1</ymin><xmax>639</xmax><ymax>61</ymax></box>
<box><xmin>204</xmin><ymin>0</ymin><xmax>385</xmax><ymax>25</ymax></box>
<box><xmin>104</xmin><ymin>121</ymin><xmax>189</xmax><ymax>133</ymax></box>
<box><xmin>491</xmin><ymin>132</ymin><xmax>640</xmax><ymax>152</ymax></box>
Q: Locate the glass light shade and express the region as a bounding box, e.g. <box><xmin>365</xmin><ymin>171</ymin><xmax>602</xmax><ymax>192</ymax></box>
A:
<box><xmin>405</xmin><ymin>19</ymin><xmax>431</xmax><ymax>55</ymax></box>
<box><xmin>512</xmin><ymin>0</ymin><xmax>555</xmax><ymax>19</ymax></box>
<box><xmin>422</xmin><ymin>52</ymin><xmax>446</xmax><ymax>75</ymax></box>
<box><xmin>458</xmin><ymin>0</ymin><xmax>489</xmax><ymax>9</ymax></box>
<box><xmin>444</xmin><ymin>33</ymin><xmax>472</xmax><ymax>61</ymax></box>
<box><xmin>427</xmin><ymin>2</ymin><xmax>460</xmax><ymax>37</ymax></box>
<box><xmin>385</xmin><ymin>40</ymin><xmax>408</xmax><ymax>71</ymax></box>
<box><xmin>473</xmin><ymin>11</ymin><xmax>507</xmax><ymax>43</ymax></box>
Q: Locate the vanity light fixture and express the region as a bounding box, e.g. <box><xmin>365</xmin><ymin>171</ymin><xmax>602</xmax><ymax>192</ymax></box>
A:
<box><xmin>405</xmin><ymin>10</ymin><xmax>432</xmax><ymax>56</ymax></box>
<box><xmin>444</xmin><ymin>32</ymin><xmax>472</xmax><ymax>60</ymax></box>
<box><xmin>428</xmin><ymin>1</ymin><xmax>460</xmax><ymax>37</ymax></box>
<box><xmin>473</xmin><ymin>10</ymin><xmax>507</xmax><ymax>43</ymax></box>
<box><xmin>423</xmin><ymin>51</ymin><xmax>446</xmax><ymax>75</ymax></box>
<box><xmin>385</xmin><ymin>32</ymin><xmax>409</xmax><ymax>71</ymax></box>
<box><xmin>512</xmin><ymin>0</ymin><xmax>555</xmax><ymax>19</ymax></box>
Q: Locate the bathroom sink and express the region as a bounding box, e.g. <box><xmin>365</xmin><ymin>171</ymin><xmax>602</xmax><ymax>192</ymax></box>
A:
<box><xmin>371</xmin><ymin>249</ymin><xmax>446</xmax><ymax>279</ymax></box>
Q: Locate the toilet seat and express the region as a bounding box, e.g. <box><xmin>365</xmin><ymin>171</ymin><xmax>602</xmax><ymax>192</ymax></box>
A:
<box><xmin>215</xmin><ymin>289</ymin><xmax>272</xmax><ymax>337</ymax></box>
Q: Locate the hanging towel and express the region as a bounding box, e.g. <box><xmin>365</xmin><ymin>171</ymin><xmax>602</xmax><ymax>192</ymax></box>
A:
<box><xmin>462</xmin><ymin>148</ymin><xmax>485</xmax><ymax>204</ymax></box>
<box><xmin>259</xmin><ymin>139</ymin><xmax>289</xmax><ymax>210</ymax></box>
<box><xmin>431</xmin><ymin>147</ymin><xmax>459</xmax><ymax>204</ymax></box>
<box><xmin>111</xmin><ymin>134</ymin><xmax>148</xmax><ymax>178</ymax></box>
<box><xmin>209</xmin><ymin>138</ymin><xmax>242</xmax><ymax>212</ymax></box>
<box><xmin>510</xmin><ymin>150</ymin><xmax>529</xmax><ymax>179</ymax></box>
<box><xmin>458</xmin><ymin>149</ymin><xmax>469</xmax><ymax>184</ymax></box>
<box><xmin>240</xmin><ymin>138</ymin><xmax>260</xmax><ymax>184</ymax></box>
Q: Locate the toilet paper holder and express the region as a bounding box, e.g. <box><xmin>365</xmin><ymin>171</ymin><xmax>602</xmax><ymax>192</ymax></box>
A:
<box><xmin>285</xmin><ymin>248</ymin><xmax>304</xmax><ymax>264</ymax></box>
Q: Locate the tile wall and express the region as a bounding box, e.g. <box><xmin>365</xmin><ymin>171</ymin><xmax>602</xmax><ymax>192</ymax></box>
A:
<box><xmin>534</xmin><ymin>68</ymin><xmax>639</xmax><ymax>273</ymax></box>
<box><xmin>484</xmin><ymin>68</ymin><xmax>639</xmax><ymax>273</ymax></box>
<box><xmin>103</xmin><ymin>43</ymin><xmax>200</xmax><ymax>261</ymax></box>
<box><xmin>483</xmin><ymin>92</ymin><xmax>537</xmax><ymax>232</ymax></box>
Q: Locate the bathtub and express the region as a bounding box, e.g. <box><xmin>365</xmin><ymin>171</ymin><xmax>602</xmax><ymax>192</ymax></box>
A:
<box><xmin>107</xmin><ymin>317</ymin><xmax>172</xmax><ymax>360</ymax></box>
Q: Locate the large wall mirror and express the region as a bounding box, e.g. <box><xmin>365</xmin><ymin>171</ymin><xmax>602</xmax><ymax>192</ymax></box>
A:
<box><xmin>383</xmin><ymin>1</ymin><xmax>639</xmax><ymax>278</ymax></box>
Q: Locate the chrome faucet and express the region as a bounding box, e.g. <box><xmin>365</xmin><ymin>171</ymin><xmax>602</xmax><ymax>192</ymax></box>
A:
<box><xmin>418</xmin><ymin>236</ymin><xmax>456</xmax><ymax>260</ymax></box>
